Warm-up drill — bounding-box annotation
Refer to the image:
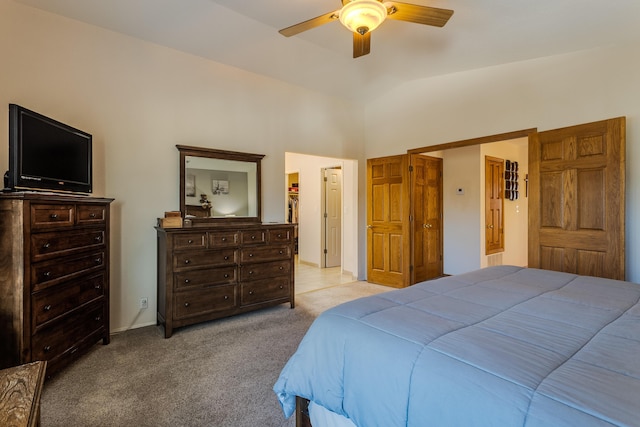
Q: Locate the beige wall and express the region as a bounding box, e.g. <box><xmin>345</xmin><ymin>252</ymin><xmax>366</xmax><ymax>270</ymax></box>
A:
<box><xmin>0</xmin><ymin>0</ymin><xmax>364</xmax><ymax>332</ymax></box>
<box><xmin>441</xmin><ymin>145</ymin><xmax>482</xmax><ymax>274</ymax></box>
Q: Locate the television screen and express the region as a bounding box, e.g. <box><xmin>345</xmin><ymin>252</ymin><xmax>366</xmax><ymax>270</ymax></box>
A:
<box><xmin>8</xmin><ymin>104</ymin><xmax>92</xmax><ymax>193</ymax></box>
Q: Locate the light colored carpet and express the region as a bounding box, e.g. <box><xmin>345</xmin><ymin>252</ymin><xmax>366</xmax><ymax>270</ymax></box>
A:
<box><xmin>40</xmin><ymin>280</ymin><xmax>389</xmax><ymax>427</ymax></box>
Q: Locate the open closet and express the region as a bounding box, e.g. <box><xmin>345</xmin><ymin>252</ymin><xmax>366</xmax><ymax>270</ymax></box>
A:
<box><xmin>287</xmin><ymin>172</ymin><xmax>299</xmax><ymax>254</ymax></box>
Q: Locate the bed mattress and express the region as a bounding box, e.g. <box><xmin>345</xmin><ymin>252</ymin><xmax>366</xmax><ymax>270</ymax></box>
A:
<box><xmin>274</xmin><ymin>266</ymin><xmax>640</xmax><ymax>426</ymax></box>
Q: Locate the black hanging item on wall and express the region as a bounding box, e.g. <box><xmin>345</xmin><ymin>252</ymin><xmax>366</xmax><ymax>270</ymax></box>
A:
<box><xmin>504</xmin><ymin>160</ymin><xmax>519</xmax><ymax>200</ymax></box>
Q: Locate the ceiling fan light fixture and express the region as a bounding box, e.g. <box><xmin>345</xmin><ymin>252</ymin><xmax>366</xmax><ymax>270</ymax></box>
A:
<box><xmin>339</xmin><ymin>0</ymin><xmax>388</xmax><ymax>34</ymax></box>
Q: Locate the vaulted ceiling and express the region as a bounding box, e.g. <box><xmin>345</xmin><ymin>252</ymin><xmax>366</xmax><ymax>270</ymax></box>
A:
<box><xmin>15</xmin><ymin>0</ymin><xmax>640</xmax><ymax>101</ymax></box>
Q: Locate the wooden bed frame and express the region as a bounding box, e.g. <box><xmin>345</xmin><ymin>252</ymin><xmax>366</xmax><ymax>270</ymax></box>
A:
<box><xmin>295</xmin><ymin>396</ymin><xmax>312</xmax><ymax>427</ymax></box>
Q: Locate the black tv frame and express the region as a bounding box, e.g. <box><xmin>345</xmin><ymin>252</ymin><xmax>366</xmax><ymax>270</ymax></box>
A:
<box><xmin>7</xmin><ymin>104</ymin><xmax>92</xmax><ymax>194</ymax></box>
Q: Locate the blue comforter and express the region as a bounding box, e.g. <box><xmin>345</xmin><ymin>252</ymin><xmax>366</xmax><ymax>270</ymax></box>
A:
<box><xmin>274</xmin><ymin>266</ymin><xmax>640</xmax><ymax>426</ymax></box>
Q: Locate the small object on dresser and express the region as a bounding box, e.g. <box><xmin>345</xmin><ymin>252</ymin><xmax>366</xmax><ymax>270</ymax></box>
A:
<box><xmin>158</xmin><ymin>211</ymin><xmax>183</xmax><ymax>228</ymax></box>
<box><xmin>158</xmin><ymin>216</ymin><xmax>183</xmax><ymax>228</ymax></box>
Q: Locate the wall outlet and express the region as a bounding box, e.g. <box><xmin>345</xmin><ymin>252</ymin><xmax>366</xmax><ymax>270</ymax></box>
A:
<box><xmin>140</xmin><ymin>297</ymin><xmax>148</xmax><ymax>309</ymax></box>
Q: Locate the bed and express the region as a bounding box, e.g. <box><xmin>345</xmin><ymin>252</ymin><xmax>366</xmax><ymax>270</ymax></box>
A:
<box><xmin>273</xmin><ymin>266</ymin><xmax>640</xmax><ymax>426</ymax></box>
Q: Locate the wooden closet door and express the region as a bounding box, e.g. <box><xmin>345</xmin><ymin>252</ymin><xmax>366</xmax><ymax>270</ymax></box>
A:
<box><xmin>485</xmin><ymin>156</ymin><xmax>505</xmax><ymax>255</ymax></box>
<box><xmin>411</xmin><ymin>154</ymin><xmax>443</xmax><ymax>283</ymax></box>
<box><xmin>528</xmin><ymin>117</ymin><xmax>625</xmax><ymax>280</ymax></box>
<box><xmin>367</xmin><ymin>155</ymin><xmax>410</xmax><ymax>287</ymax></box>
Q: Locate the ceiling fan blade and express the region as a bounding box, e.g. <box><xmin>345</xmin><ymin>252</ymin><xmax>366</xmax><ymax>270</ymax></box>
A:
<box><xmin>353</xmin><ymin>31</ymin><xmax>371</xmax><ymax>58</ymax></box>
<box><xmin>385</xmin><ymin>2</ymin><xmax>454</xmax><ymax>27</ymax></box>
<box><xmin>279</xmin><ymin>10</ymin><xmax>340</xmax><ymax>37</ymax></box>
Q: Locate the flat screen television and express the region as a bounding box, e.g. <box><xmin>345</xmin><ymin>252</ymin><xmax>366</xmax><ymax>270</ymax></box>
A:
<box><xmin>7</xmin><ymin>104</ymin><xmax>92</xmax><ymax>194</ymax></box>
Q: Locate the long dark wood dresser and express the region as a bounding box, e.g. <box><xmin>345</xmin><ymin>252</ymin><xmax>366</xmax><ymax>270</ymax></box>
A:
<box><xmin>156</xmin><ymin>223</ymin><xmax>295</xmax><ymax>338</ymax></box>
<box><xmin>0</xmin><ymin>192</ymin><xmax>113</xmax><ymax>378</ymax></box>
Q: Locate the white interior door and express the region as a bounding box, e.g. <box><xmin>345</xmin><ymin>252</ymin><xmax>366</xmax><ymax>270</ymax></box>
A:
<box><xmin>323</xmin><ymin>167</ymin><xmax>342</xmax><ymax>268</ymax></box>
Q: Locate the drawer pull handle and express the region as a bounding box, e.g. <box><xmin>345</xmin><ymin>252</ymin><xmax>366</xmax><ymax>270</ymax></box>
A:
<box><xmin>279</xmin><ymin>285</ymin><xmax>284</xmax><ymax>289</ymax></box>
<box><xmin>248</xmin><ymin>271</ymin><xmax>253</xmax><ymax>275</ymax></box>
<box><xmin>248</xmin><ymin>253</ymin><xmax>253</xmax><ymax>257</ymax></box>
<box><xmin>95</xmin><ymin>284</ymin><xmax>102</xmax><ymax>290</ymax></box>
<box><xmin>50</xmin><ymin>214</ymin><xmax>58</xmax><ymax>219</ymax></box>
<box><xmin>184</xmin><ymin>279</ymin><xmax>190</xmax><ymax>284</ymax></box>
<box><xmin>184</xmin><ymin>302</ymin><xmax>190</xmax><ymax>307</ymax></box>
<box><xmin>224</xmin><ymin>256</ymin><xmax>229</xmax><ymax>260</ymax></box>
<box><xmin>43</xmin><ymin>271</ymin><xmax>51</xmax><ymax>278</ymax></box>
<box><xmin>278</xmin><ymin>234</ymin><xmax>282</xmax><ymax>238</ymax></box>
<box><xmin>95</xmin><ymin>258</ymin><xmax>102</xmax><ymax>264</ymax></box>
<box><xmin>224</xmin><ymin>274</ymin><xmax>229</xmax><ymax>278</ymax></box>
<box><xmin>44</xmin><ymin>345</ymin><xmax>52</xmax><ymax>353</ymax></box>
<box><xmin>95</xmin><ymin>316</ymin><xmax>101</xmax><ymax>321</ymax></box>
<box><xmin>90</xmin><ymin>213</ymin><xmax>97</xmax><ymax>218</ymax></box>
<box><xmin>222</xmin><ymin>237</ymin><xmax>227</xmax><ymax>241</ymax></box>
<box><xmin>43</xmin><ymin>304</ymin><xmax>52</xmax><ymax>311</ymax></box>
<box><xmin>94</xmin><ymin>236</ymin><xmax>102</xmax><ymax>242</ymax></box>
<box><xmin>279</xmin><ymin>250</ymin><xmax>284</xmax><ymax>254</ymax></box>
<box><xmin>43</xmin><ymin>242</ymin><xmax>51</xmax><ymax>249</ymax></box>
<box><xmin>248</xmin><ymin>290</ymin><xmax>254</xmax><ymax>295</ymax></box>
<box><xmin>184</xmin><ymin>259</ymin><xmax>191</xmax><ymax>264</ymax></box>
<box><xmin>224</xmin><ymin>295</ymin><xmax>229</xmax><ymax>300</ymax></box>
<box><xmin>251</xmin><ymin>235</ymin><xmax>256</xmax><ymax>240</ymax></box>
<box><xmin>188</xmin><ymin>239</ymin><xmax>193</xmax><ymax>244</ymax></box>
<box><xmin>279</xmin><ymin>266</ymin><xmax>284</xmax><ymax>270</ymax></box>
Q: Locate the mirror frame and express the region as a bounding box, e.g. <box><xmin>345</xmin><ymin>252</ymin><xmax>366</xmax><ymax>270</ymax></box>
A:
<box><xmin>177</xmin><ymin>145</ymin><xmax>264</xmax><ymax>224</ymax></box>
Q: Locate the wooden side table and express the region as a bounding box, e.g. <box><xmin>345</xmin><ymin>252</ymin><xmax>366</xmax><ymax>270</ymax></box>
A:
<box><xmin>0</xmin><ymin>361</ymin><xmax>47</xmax><ymax>427</ymax></box>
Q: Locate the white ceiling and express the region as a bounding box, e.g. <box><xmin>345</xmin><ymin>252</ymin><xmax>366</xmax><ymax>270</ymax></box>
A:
<box><xmin>14</xmin><ymin>0</ymin><xmax>640</xmax><ymax>101</ymax></box>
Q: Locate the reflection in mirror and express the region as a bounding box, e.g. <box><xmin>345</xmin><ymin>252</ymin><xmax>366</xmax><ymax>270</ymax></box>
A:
<box><xmin>178</xmin><ymin>145</ymin><xmax>264</xmax><ymax>223</ymax></box>
<box><xmin>185</xmin><ymin>156</ymin><xmax>257</xmax><ymax>217</ymax></box>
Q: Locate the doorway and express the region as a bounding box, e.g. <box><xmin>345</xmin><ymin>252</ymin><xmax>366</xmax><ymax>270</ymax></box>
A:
<box><xmin>286</xmin><ymin>172</ymin><xmax>299</xmax><ymax>254</ymax></box>
<box><xmin>285</xmin><ymin>152</ymin><xmax>358</xmax><ymax>280</ymax></box>
<box><xmin>407</xmin><ymin>129</ymin><xmax>533</xmax><ymax>276</ymax></box>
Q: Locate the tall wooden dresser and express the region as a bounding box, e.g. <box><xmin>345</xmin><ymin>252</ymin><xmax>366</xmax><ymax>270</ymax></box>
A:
<box><xmin>0</xmin><ymin>192</ymin><xmax>113</xmax><ymax>378</ymax></box>
<box><xmin>156</xmin><ymin>223</ymin><xmax>295</xmax><ymax>338</ymax></box>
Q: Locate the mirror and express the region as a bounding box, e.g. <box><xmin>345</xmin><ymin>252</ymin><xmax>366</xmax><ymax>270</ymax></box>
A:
<box><xmin>178</xmin><ymin>145</ymin><xmax>264</xmax><ymax>223</ymax></box>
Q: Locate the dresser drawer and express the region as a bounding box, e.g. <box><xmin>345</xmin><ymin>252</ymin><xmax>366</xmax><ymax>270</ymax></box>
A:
<box><xmin>43</xmin><ymin>328</ymin><xmax>105</xmax><ymax>380</ymax></box>
<box><xmin>240</xmin><ymin>260</ymin><xmax>291</xmax><ymax>281</ymax></box>
<box><xmin>173</xmin><ymin>249</ymin><xmax>236</xmax><ymax>270</ymax></box>
<box><xmin>32</xmin><ymin>274</ymin><xmax>105</xmax><ymax>330</ymax></box>
<box><xmin>31</xmin><ymin>251</ymin><xmax>105</xmax><ymax>291</ymax></box>
<box><xmin>173</xmin><ymin>232</ymin><xmax>207</xmax><ymax>250</ymax></box>
<box><xmin>31</xmin><ymin>302</ymin><xmax>105</xmax><ymax>361</ymax></box>
<box><xmin>269</xmin><ymin>228</ymin><xmax>293</xmax><ymax>243</ymax></box>
<box><xmin>241</xmin><ymin>229</ymin><xmax>266</xmax><ymax>245</ymax></box>
<box><xmin>208</xmin><ymin>231</ymin><xmax>239</xmax><ymax>247</ymax></box>
<box><xmin>30</xmin><ymin>204</ymin><xmax>75</xmax><ymax>229</ymax></box>
<box><xmin>174</xmin><ymin>285</ymin><xmax>237</xmax><ymax>319</ymax></box>
<box><xmin>175</xmin><ymin>267</ymin><xmax>237</xmax><ymax>290</ymax></box>
<box><xmin>241</xmin><ymin>276</ymin><xmax>290</xmax><ymax>305</ymax></box>
<box><xmin>31</xmin><ymin>230</ymin><xmax>105</xmax><ymax>262</ymax></box>
<box><xmin>77</xmin><ymin>204</ymin><xmax>107</xmax><ymax>225</ymax></box>
<box><xmin>240</xmin><ymin>245</ymin><xmax>291</xmax><ymax>263</ymax></box>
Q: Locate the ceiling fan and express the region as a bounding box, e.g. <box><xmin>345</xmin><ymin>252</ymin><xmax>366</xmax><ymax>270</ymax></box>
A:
<box><xmin>279</xmin><ymin>0</ymin><xmax>454</xmax><ymax>58</ymax></box>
